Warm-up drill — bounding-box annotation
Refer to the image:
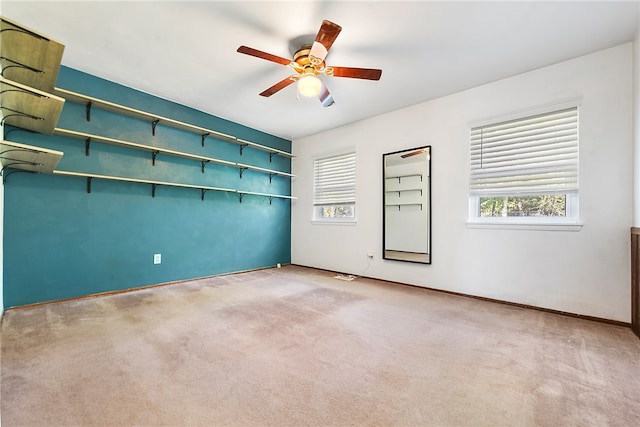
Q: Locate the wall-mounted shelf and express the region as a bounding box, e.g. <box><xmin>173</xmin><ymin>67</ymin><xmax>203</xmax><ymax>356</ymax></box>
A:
<box><xmin>0</xmin><ymin>140</ymin><xmax>295</xmax><ymax>202</ymax></box>
<box><xmin>235</xmin><ymin>161</ymin><xmax>293</xmax><ymax>179</ymax></box>
<box><xmin>52</xmin><ymin>87</ymin><xmax>294</xmax><ymax>160</ymax></box>
<box><xmin>385</xmin><ymin>173</ymin><xmax>423</xmax><ymax>183</ymax></box>
<box><xmin>0</xmin><ymin>77</ymin><xmax>65</xmax><ymax>134</ymax></box>
<box><xmin>385</xmin><ymin>188</ymin><xmax>423</xmax><ymax>196</ymax></box>
<box><xmin>237</xmin><ymin>190</ymin><xmax>295</xmax><ymax>203</ymax></box>
<box><xmin>51</xmin><ymin>169</ymin><xmax>295</xmax><ymax>202</ymax></box>
<box><xmin>53</xmin><ymin>169</ymin><xmax>234</xmax><ymax>196</ymax></box>
<box><xmin>0</xmin><ymin>16</ymin><xmax>65</xmax><ymax>93</ymax></box>
<box><xmin>0</xmin><ymin>139</ymin><xmax>63</xmax><ymax>176</ymax></box>
<box><xmin>53</xmin><ymin>128</ymin><xmax>294</xmax><ymax>179</ymax></box>
<box><xmin>385</xmin><ymin>203</ymin><xmax>423</xmax><ymax>211</ymax></box>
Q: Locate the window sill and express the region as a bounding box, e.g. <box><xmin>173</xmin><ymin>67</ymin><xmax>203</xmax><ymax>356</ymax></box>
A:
<box><xmin>311</xmin><ymin>219</ymin><xmax>357</xmax><ymax>225</ymax></box>
<box><xmin>466</xmin><ymin>221</ymin><xmax>583</xmax><ymax>231</ymax></box>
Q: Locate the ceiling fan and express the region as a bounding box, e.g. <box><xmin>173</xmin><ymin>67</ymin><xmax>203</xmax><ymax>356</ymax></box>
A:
<box><xmin>237</xmin><ymin>20</ymin><xmax>382</xmax><ymax>107</ymax></box>
<box><xmin>401</xmin><ymin>149</ymin><xmax>427</xmax><ymax>158</ymax></box>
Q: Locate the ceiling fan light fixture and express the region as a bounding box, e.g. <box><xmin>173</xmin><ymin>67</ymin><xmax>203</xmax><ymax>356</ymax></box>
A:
<box><xmin>298</xmin><ymin>74</ymin><xmax>322</xmax><ymax>98</ymax></box>
<box><xmin>237</xmin><ymin>19</ymin><xmax>382</xmax><ymax>104</ymax></box>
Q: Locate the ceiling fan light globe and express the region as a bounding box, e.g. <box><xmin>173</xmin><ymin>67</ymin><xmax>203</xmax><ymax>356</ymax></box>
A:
<box><xmin>298</xmin><ymin>75</ymin><xmax>322</xmax><ymax>97</ymax></box>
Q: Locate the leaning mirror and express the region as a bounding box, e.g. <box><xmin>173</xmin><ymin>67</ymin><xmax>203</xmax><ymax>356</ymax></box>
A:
<box><xmin>383</xmin><ymin>146</ymin><xmax>431</xmax><ymax>264</ymax></box>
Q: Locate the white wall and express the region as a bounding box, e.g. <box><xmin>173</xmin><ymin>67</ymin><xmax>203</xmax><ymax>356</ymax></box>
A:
<box><xmin>292</xmin><ymin>43</ymin><xmax>634</xmax><ymax>322</ymax></box>
<box><xmin>634</xmin><ymin>23</ymin><xmax>640</xmax><ymax>226</ymax></box>
<box><xmin>0</xmin><ymin>178</ymin><xmax>3</xmax><ymax>317</ymax></box>
<box><xmin>0</xmin><ymin>122</ymin><xmax>3</xmax><ymax>318</ymax></box>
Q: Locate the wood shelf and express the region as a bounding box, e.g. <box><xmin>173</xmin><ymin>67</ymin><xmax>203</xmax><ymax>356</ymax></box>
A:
<box><xmin>53</xmin><ymin>87</ymin><xmax>294</xmax><ymax>159</ymax></box>
<box><xmin>53</xmin><ymin>128</ymin><xmax>293</xmax><ymax>178</ymax></box>
<box><xmin>385</xmin><ymin>173</ymin><xmax>423</xmax><ymax>182</ymax></box>
<box><xmin>53</xmin><ymin>169</ymin><xmax>234</xmax><ymax>193</ymax></box>
<box><xmin>385</xmin><ymin>188</ymin><xmax>423</xmax><ymax>194</ymax></box>
<box><xmin>0</xmin><ymin>17</ymin><xmax>293</xmax><ymax>204</ymax></box>
<box><xmin>0</xmin><ymin>16</ymin><xmax>65</xmax><ymax>93</ymax></box>
<box><xmin>0</xmin><ymin>140</ymin><xmax>295</xmax><ymax>202</ymax></box>
<box><xmin>0</xmin><ymin>77</ymin><xmax>65</xmax><ymax>134</ymax></box>
<box><xmin>235</xmin><ymin>161</ymin><xmax>293</xmax><ymax>178</ymax></box>
<box><xmin>385</xmin><ymin>203</ymin><xmax>423</xmax><ymax>210</ymax></box>
<box><xmin>51</xmin><ymin>169</ymin><xmax>295</xmax><ymax>201</ymax></box>
<box><xmin>0</xmin><ymin>139</ymin><xmax>63</xmax><ymax>174</ymax></box>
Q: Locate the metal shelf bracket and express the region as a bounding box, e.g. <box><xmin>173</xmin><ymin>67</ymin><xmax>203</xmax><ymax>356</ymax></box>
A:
<box><xmin>85</xmin><ymin>101</ymin><xmax>92</xmax><ymax>121</ymax></box>
<box><xmin>1</xmin><ymin>107</ymin><xmax>44</xmax><ymax>125</ymax></box>
<box><xmin>0</xmin><ymin>23</ymin><xmax>48</xmax><ymax>41</ymax></box>
<box><xmin>1</xmin><ymin>160</ymin><xmax>41</xmax><ymax>181</ymax></box>
<box><xmin>0</xmin><ymin>57</ymin><xmax>44</xmax><ymax>77</ymax></box>
<box><xmin>201</xmin><ymin>160</ymin><xmax>209</xmax><ymax>173</ymax></box>
<box><xmin>1</xmin><ymin>168</ymin><xmax>32</xmax><ymax>183</ymax></box>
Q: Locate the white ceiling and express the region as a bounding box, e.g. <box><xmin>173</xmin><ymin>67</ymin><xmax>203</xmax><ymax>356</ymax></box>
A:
<box><xmin>3</xmin><ymin>1</ymin><xmax>639</xmax><ymax>141</ymax></box>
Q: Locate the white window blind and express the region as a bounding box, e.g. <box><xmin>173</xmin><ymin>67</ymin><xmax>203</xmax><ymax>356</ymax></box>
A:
<box><xmin>313</xmin><ymin>152</ymin><xmax>356</xmax><ymax>206</ymax></box>
<box><xmin>470</xmin><ymin>107</ymin><xmax>578</xmax><ymax>196</ymax></box>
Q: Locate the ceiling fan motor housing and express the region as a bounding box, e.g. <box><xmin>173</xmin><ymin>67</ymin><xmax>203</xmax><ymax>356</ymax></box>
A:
<box><xmin>293</xmin><ymin>45</ymin><xmax>325</xmax><ymax>72</ymax></box>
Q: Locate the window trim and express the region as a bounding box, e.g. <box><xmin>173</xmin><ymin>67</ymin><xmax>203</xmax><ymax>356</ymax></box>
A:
<box><xmin>312</xmin><ymin>150</ymin><xmax>357</xmax><ymax>224</ymax></box>
<box><xmin>467</xmin><ymin>194</ymin><xmax>582</xmax><ymax>231</ymax></box>
<box><xmin>467</xmin><ymin>99</ymin><xmax>582</xmax><ymax>230</ymax></box>
<box><xmin>465</xmin><ymin>221</ymin><xmax>583</xmax><ymax>232</ymax></box>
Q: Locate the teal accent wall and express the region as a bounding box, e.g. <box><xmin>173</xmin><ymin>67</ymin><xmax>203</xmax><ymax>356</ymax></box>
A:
<box><xmin>3</xmin><ymin>67</ymin><xmax>292</xmax><ymax>308</ymax></box>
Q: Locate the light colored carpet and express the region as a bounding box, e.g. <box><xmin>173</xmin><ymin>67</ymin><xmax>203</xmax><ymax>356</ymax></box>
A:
<box><xmin>1</xmin><ymin>265</ymin><xmax>639</xmax><ymax>426</ymax></box>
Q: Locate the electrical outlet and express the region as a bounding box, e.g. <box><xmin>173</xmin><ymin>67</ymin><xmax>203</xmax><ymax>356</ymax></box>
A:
<box><xmin>153</xmin><ymin>253</ymin><xmax>161</xmax><ymax>264</ymax></box>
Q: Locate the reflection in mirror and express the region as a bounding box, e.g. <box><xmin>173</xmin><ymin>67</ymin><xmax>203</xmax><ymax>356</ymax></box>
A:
<box><xmin>383</xmin><ymin>146</ymin><xmax>431</xmax><ymax>263</ymax></box>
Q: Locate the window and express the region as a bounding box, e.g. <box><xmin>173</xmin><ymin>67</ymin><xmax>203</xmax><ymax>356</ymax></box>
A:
<box><xmin>313</xmin><ymin>152</ymin><xmax>356</xmax><ymax>222</ymax></box>
<box><xmin>468</xmin><ymin>106</ymin><xmax>580</xmax><ymax>228</ymax></box>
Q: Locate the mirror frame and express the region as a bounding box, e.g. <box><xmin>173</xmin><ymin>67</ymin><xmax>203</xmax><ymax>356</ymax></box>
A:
<box><xmin>382</xmin><ymin>145</ymin><xmax>431</xmax><ymax>264</ymax></box>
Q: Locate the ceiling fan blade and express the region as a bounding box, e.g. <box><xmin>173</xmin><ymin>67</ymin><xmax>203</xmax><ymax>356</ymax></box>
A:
<box><xmin>309</xmin><ymin>20</ymin><xmax>342</xmax><ymax>62</ymax></box>
<box><xmin>318</xmin><ymin>81</ymin><xmax>335</xmax><ymax>108</ymax></box>
<box><xmin>401</xmin><ymin>149</ymin><xmax>426</xmax><ymax>158</ymax></box>
<box><xmin>259</xmin><ymin>76</ymin><xmax>296</xmax><ymax>97</ymax></box>
<box><xmin>331</xmin><ymin>66</ymin><xmax>382</xmax><ymax>80</ymax></box>
<box><xmin>237</xmin><ymin>46</ymin><xmax>291</xmax><ymax>66</ymax></box>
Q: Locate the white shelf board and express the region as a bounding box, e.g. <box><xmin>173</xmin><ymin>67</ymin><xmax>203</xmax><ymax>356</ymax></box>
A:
<box><xmin>53</xmin><ymin>128</ymin><xmax>236</xmax><ymax>168</ymax></box>
<box><xmin>52</xmin><ymin>170</ymin><xmax>237</xmax><ymax>193</ymax></box>
<box><xmin>238</xmin><ymin>190</ymin><xmax>296</xmax><ymax>200</ymax></box>
<box><xmin>53</xmin><ymin>87</ymin><xmax>294</xmax><ymax>158</ymax></box>
<box><xmin>52</xmin><ymin>169</ymin><xmax>296</xmax><ymax>200</ymax></box>
<box><xmin>53</xmin><ymin>128</ymin><xmax>294</xmax><ymax>178</ymax></box>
